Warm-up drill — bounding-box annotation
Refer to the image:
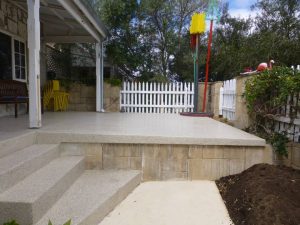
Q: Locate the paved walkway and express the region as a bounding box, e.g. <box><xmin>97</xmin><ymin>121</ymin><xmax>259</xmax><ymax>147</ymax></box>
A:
<box><xmin>99</xmin><ymin>181</ymin><xmax>233</xmax><ymax>225</ymax></box>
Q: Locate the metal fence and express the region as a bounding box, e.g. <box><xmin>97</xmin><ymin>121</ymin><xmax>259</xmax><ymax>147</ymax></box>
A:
<box><xmin>120</xmin><ymin>82</ymin><xmax>194</xmax><ymax>113</ymax></box>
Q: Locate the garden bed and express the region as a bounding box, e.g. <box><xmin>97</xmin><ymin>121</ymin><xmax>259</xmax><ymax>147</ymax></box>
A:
<box><xmin>216</xmin><ymin>164</ymin><xmax>300</xmax><ymax>225</ymax></box>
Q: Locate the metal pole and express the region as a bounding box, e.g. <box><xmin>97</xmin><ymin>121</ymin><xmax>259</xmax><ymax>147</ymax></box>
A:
<box><xmin>203</xmin><ymin>19</ymin><xmax>214</xmax><ymax>112</ymax></box>
<box><xmin>194</xmin><ymin>34</ymin><xmax>199</xmax><ymax>112</ymax></box>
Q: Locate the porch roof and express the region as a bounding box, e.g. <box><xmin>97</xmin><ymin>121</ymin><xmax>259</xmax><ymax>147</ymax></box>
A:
<box><xmin>12</xmin><ymin>0</ymin><xmax>109</xmax><ymax>43</ymax></box>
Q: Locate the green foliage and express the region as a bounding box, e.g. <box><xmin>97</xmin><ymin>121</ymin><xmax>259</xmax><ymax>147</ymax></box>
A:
<box><xmin>244</xmin><ymin>66</ymin><xmax>300</xmax><ymax>156</ymax></box>
<box><xmin>97</xmin><ymin>0</ymin><xmax>206</xmax><ymax>81</ymax></box>
<box><xmin>3</xmin><ymin>220</ymin><xmax>19</xmax><ymax>225</ymax></box>
<box><xmin>105</xmin><ymin>78</ymin><xmax>122</xmax><ymax>86</ymax></box>
<box><xmin>245</xmin><ymin>67</ymin><xmax>300</xmax><ymax>116</ymax></box>
<box><xmin>149</xmin><ymin>75</ymin><xmax>170</xmax><ymax>83</ymax></box>
<box><xmin>48</xmin><ymin>219</ymin><xmax>71</xmax><ymax>225</ymax></box>
<box><xmin>270</xmin><ymin>132</ymin><xmax>289</xmax><ymax>157</ymax></box>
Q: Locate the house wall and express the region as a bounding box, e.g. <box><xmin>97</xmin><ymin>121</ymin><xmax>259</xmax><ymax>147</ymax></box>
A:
<box><xmin>0</xmin><ymin>0</ymin><xmax>27</xmax><ymax>40</ymax></box>
<box><xmin>0</xmin><ymin>0</ymin><xmax>28</xmax><ymax>117</ymax></box>
<box><xmin>0</xmin><ymin>1</ymin><xmax>48</xmax><ymax>117</ymax></box>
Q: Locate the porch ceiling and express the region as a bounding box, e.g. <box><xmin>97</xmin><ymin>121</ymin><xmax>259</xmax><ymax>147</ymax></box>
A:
<box><xmin>11</xmin><ymin>0</ymin><xmax>109</xmax><ymax>43</ymax></box>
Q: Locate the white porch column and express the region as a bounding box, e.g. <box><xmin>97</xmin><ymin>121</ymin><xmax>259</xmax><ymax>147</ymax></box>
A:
<box><xmin>96</xmin><ymin>42</ymin><xmax>104</xmax><ymax>112</ymax></box>
<box><xmin>27</xmin><ymin>0</ymin><xmax>41</xmax><ymax>128</ymax></box>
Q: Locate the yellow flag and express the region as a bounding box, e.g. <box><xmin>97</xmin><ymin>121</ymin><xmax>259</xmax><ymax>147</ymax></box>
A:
<box><xmin>190</xmin><ymin>13</ymin><xmax>206</xmax><ymax>34</ymax></box>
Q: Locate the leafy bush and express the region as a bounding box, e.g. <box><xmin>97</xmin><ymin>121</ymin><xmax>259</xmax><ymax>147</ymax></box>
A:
<box><xmin>48</xmin><ymin>220</ymin><xmax>71</xmax><ymax>225</ymax></box>
<box><xmin>105</xmin><ymin>78</ymin><xmax>122</xmax><ymax>86</ymax></box>
<box><xmin>270</xmin><ymin>132</ymin><xmax>289</xmax><ymax>157</ymax></box>
<box><xmin>244</xmin><ymin>66</ymin><xmax>300</xmax><ymax>156</ymax></box>
<box><xmin>3</xmin><ymin>221</ymin><xmax>19</xmax><ymax>225</ymax></box>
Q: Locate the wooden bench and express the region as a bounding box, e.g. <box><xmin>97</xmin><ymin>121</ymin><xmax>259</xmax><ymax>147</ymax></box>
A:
<box><xmin>0</xmin><ymin>80</ymin><xmax>43</xmax><ymax>118</ymax></box>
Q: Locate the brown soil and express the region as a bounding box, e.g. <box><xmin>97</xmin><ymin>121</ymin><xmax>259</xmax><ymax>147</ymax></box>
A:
<box><xmin>216</xmin><ymin>164</ymin><xmax>300</xmax><ymax>225</ymax></box>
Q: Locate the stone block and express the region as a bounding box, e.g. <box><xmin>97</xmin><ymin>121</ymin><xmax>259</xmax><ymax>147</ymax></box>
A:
<box><xmin>18</xmin><ymin>22</ymin><xmax>27</xmax><ymax>40</ymax></box>
<box><xmin>142</xmin><ymin>145</ymin><xmax>161</xmax><ymax>158</ymax></box>
<box><xmin>75</xmin><ymin>104</ymin><xmax>87</xmax><ymax>111</ymax></box>
<box><xmin>245</xmin><ymin>148</ymin><xmax>264</xmax><ymax>169</ymax></box>
<box><xmin>161</xmin><ymin>171</ymin><xmax>187</xmax><ymax>180</ymax></box>
<box><xmin>142</xmin><ymin>157</ymin><xmax>161</xmax><ymax>181</ymax></box>
<box><xmin>81</xmin><ymin>86</ymin><xmax>96</xmax><ymax>98</ymax></box>
<box><xmin>111</xmin><ymin>86</ymin><xmax>121</xmax><ymax>98</ymax></box>
<box><xmin>263</xmin><ymin>144</ymin><xmax>273</xmax><ymax>164</ymax></box>
<box><xmin>219</xmin><ymin>159</ymin><xmax>230</xmax><ymax>177</ymax></box>
<box><xmin>103</xmin><ymin>157</ymin><xmax>130</xmax><ymax>169</ymax></box>
<box><xmin>7</xmin><ymin>18</ymin><xmax>17</xmax><ymax>34</ymax></box>
<box><xmin>223</xmin><ymin>146</ymin><xmax>245</xmax><ymax>159</ymax></box>
<box><xmin>203</xmin><ymin>146</ymin><xmax>223</xmax><ymax>159</ymax></box>
<box><xmin>161</xmin><ymin>159</ymin><xmax>187</xmax><ymax>172</ymax></box>
<box><xmin>188</xmin><ymin>159</ymin><xmax>212</xmax><ymax>180</ymax></box>
<box><xmin>60</xmin><ymin>143</ymin><xmax>85</xmax><ymax>156</ymax></box>
<box><xmin>85</xmin><ymin>143</ymin><xmax>102</xmax><ymax>156</ymax></box>
<box><xmin>80</xmin><ymin>97</ymin><xmax>87</xmax><ymax>104</ymax></box>
<box><xmin>86</xmin><ymin>97</ymin><xmax>96</xmax><ymax>104</ymax></box>
<box><xmin>69</xmin><ymin>93</ymin><xmax>81</xmax><ymax>104</ymax></box>
<box><xmin>67</xmin><ymin>104</ymin><xmax>76</xmax><ymax>111</ymax></box>
<box><xmin>130</xmin><ymin>157</ymin><xmax>142</xmax><ymax>170</ymax></box>
<box><xmin>85</xmin><ymin>155</ymin><xmax>102</xmax><ymax>170</ymax></box>
<box><xmin>229</xmin><ymin>159</ymin><xmax>245</xmax><ymax>175</ymax></box>
<box><xmin>292</xmin><ymin>145</ymin><xmax>300</xmax><ymax>168</ymax></box>
<box><xmin>86</xmin><ymin>105</ymin><xmax>96</xmax><ymax>111</ymax></box>
<box><xmin>70</xmin><ymin>83</ymin><xmax>81</xmax><ymax>92</ymax></box>
<box><xmin>188</xmin><ymin>146</ymin><xmax>203</xmax><ymax>158</ymax></box>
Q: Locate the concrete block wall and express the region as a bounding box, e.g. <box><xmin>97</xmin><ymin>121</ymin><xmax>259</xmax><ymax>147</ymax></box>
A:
<box><xmin>60</xmin><ymin>143</ymin><xmax>270</xmax><ymax>181</ymax></box>
<box><xmin>68</xmin><ymin>84</ymin><xmax>96</xmax><ymax>111</ymax></box>
<box><xmin>233</xmin><ymin>75</ymin><xmax>251</xmax><ymax>129</ymax></box>
<box><xmin>103</xmin><ymin>83</ymin><xmax>120</xmax><ymax>112</ymax></box>
<box><xmin>197</xmin><ymin>82</ymin><xmax>223</xmax><ymax>117</ymax></box>
<box><xmin>272</xmin><ymin>143</ymin><xmax>300</xmax><ymax>169</ymax></box>
<box><xmin>67</xmin><ymin>83</ymin><xmax>120</xmax><ymax>112</ymax></box>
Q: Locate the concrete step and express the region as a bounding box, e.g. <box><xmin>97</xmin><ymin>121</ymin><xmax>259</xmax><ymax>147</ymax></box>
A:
<box><xmin>0</xmin><ymin>144</ymin><xmax>60</xmax><ymax>193</ymax></box>
<box><xmin>0</xmin><ymin>132</ymin><xmax>36</xmax><ymax>158</ymax></box>
<box><xmin>0</xmin><ymin>156</ymin><xmax>85</xmax><ymax>225</ymax></box>
<box><xmin>35</xmin><ymin>170</ymin><xmax>142</xmax><ymax>225</ymax></box>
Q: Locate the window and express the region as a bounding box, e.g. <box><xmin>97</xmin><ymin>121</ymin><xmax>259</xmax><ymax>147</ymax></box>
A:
<box><xmin>0</xmin><ymin>32</ymin><xmax>12</xmax><ymax>80</ymax></box>
<box><xmin>14</xmin><ymin>40</ymin><xmax>26</xmax><ymax>81</ymax></box>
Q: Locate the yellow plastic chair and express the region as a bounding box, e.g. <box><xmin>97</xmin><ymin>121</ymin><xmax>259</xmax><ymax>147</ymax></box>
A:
<box><xmin>43</xmin><ymin>80</ymin><xmax>69</xmax><ymax>111</ymax></box>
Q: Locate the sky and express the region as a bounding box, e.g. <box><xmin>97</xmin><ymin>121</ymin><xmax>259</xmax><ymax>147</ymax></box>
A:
<box><xmin>227</xmin><ymin>0</ymin><xmax>257</xmax><ymax>18</ymax></box>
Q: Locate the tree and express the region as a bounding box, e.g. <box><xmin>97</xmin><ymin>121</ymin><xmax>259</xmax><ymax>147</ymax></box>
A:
<box><xmin>252</xmin><ymin>0</ymin><xmax>300</xmax><ymax>66</ymax></box>
<box><xmin>97</xmin><ymin>0</ymin><xmax>206</xmax><ymax>80</ymax></box>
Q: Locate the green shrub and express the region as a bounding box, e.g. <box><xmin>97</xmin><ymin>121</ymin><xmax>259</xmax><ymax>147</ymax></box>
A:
<box><xmin>244</xmin><ymin>66</ymin><xmax>300</xmax><ymax>157</ymax></box>
<box><xmin>48</xmin><ymin>220</ymin><xmax>71</xmax><ymax>225</ymax></box>
<box><xmin>3</xmin><ymin>220</ymin><xmax>19</xmax><ymax>225</ymax></box>
<box><xmin>105</xmin><ymin>78</ymin><xmax>122</xmax><ymax>86</ymax></box>
<box><xmin>270</xmin><ymin>132</ymin><xmax>289</xmax><ymax>157</ymax></box>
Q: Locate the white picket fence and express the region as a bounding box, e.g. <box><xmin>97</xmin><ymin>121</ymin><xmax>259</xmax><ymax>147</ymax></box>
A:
<box><xmin>120</xmin><ymin>82</ymin><xmax>194</xmax><ymax>113</ymax></box>
<box><xmin>219</xmin><ymin>79</ymin><xmax>236</xmax><ymax>120</ymax></box>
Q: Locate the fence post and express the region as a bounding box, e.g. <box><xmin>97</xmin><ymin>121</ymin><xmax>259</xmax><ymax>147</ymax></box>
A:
<box><xmin>219</xmin><ymin>86</ymin><xmax>223</xmax><ymax>116</ymax></box>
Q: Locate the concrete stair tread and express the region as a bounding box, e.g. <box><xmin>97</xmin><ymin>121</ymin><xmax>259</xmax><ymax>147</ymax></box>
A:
<box><xmin>0</xmin><ymin>156</ymin><xmax>84</xmax><ymax>203</ymax></box>
<box><xmin>35</xmin><ymin>170</ymin><xmax>141</xmax><ymax>225</ymax></box>
<box><xmin>0</xmin><ymin>144</ymin><xmax>58</xmax><ymax>174</ymax></box>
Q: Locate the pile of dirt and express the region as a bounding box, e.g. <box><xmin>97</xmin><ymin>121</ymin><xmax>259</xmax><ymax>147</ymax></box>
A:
<box><xmin>216</xmin><ymin>164</ymin><xmax>300</xmax><ymax>225</ymax></box>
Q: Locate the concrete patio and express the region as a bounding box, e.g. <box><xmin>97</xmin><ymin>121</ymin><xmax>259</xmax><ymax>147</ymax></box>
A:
<box><xmin>0</xmin><ymin>112</ymin><xmax>271</xmax><ymax>181</ymax></box>
<box><xmin>0</xmin><ymin>112</ymin><xmax>265</xmax><ymax>146</ymax></box>
<box><xmin>0</xmin><ymin>112</ymin><xmax>270</xmax><ymax>224</ymax></box>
